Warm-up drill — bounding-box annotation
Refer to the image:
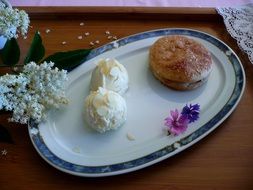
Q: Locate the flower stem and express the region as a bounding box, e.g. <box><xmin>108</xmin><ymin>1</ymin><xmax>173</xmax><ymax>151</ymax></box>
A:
<box><xmin>0</xmin><ymin>65</ymin><xmax>24</xmax><ymax>74</ymax></box>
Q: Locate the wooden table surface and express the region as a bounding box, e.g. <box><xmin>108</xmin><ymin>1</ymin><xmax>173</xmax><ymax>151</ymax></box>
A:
<box><xmin>1</xmin><ymin>7</ymin><xmax>253</xmax><ymax>190</ymax></box>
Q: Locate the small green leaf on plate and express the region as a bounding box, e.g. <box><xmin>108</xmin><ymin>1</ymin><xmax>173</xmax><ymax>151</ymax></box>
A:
<box><xmin>0</xmin><ymin>124</ymin><xmax>13</xmax><ymax>144</ymax></box>
<box><xmin>0</xmin><ymin>38</ymin><xmax>20</xmax><ymax>66</ymax></box>
<box><xmin>42</xmin><ymin>49</ymin><xmax>91</xmax><ymax>71</ymax></box>
<box><xmin>24</xmin><ymin>31</ymin><xmax>45</xmax><ymax>64</ymax></box>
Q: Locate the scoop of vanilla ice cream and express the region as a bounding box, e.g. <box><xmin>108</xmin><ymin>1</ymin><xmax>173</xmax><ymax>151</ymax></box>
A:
<box><xmin>84</xmin><ymin>87</ymin><xmax>127</xmax><ymax>133</ymax></box>
<box><xmin>90</xmin><ymin>58</ymin><xmax>129</xmax><ymax>95</ymax></box>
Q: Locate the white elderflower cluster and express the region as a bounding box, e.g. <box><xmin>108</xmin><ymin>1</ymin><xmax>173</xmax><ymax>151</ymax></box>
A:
<box><xmin>0</xmin><ymin>2</ymin><xmax>30</xmax><ymax>39</ymax></box>
<box><xmin>0</xmin><ymin>61</ymin><xmax>68</xmax><ymax>124</ymax></box>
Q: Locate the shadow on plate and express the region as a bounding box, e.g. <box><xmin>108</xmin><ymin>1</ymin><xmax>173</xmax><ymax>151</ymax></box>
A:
<box><xmin>146</xmin><ymin>68</ymin><xmax>207</xmax><ymax>103</ymax></box>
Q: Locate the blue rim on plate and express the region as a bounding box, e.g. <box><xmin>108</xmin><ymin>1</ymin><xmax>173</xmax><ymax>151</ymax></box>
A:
<box><xmin>28</xmin><ymin>28</ymin><xmax>245</xmax><ymax>177</ymax></box>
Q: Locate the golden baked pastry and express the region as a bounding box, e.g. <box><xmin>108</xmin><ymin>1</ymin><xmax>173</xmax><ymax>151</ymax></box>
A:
<box><xmin>149</xmin><ymin>35</ymin><xmax>212</xmax><ymax>90</ymax></box>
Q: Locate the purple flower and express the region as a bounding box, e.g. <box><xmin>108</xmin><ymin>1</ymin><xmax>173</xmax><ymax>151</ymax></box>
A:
<box><xmin>165</xmin><ymin>109</ymin><xmax>189</xmax><ymax>136</ymax></box>
<box><xmin>181</xmin><ymin>104</ymin><xmax>200</xmax><ymax>123</ymax></box>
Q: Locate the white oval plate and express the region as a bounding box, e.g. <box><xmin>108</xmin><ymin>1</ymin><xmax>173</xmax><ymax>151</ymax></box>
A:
<box><xmin>28</xmin><ymin>28</ymin><xmax>245</xmax><ymax>177</ymax></box>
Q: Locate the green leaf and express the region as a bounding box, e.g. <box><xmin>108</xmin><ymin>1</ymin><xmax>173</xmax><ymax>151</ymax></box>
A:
<box><xmin>42</xmin><ymin>49</ymin><xmax>91</xmax><ymax>71</ymax></box>
<box><xmin>24</xmin><ymin>31</ymin><xmax>45</xmax><ymax>64</ymax></box>
<box><xmin>0</xmin><ymin>38</ymin><xmax>20</xmax><ymax>66</ymax></box>
<box><xmin>0</xmin><ymin>124</ymin><xmax>13</xmax><ymax>144</ymax></box>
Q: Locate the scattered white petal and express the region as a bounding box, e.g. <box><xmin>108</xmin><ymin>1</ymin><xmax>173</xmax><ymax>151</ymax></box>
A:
<box><xmin>23</xmin><ymin>36</ymin><xmax>27</xmax><ymax>39</ymax></box>
<box><xmin>79</xmin><ymin>22</ymin><xmax>84</xmax><ymax>26</ymax></box>
<box><xmin>13</xmin><ymin>67</ymin><xmax>18</xmax><ymax>72</ymax></box>
<box><xmin>77</xmin><ymin>35</ymin><xmax>83</xmax><ymax>40</ymax></box>
<box><xmin>226</xmin><ymin>50</ymin><xmax>232</xmax><ymax>56</ymax></box>
<box><xmin>112</xmin><ymin>41</ymin><xmax>119</xmax><ymax>48</ymax></box>
<box><xmin>107</xmin><ymin>35</ymin><xmax>112</xmax><ymax>39</ymax></box>
<box><xmin>95</xmin><ymin>40</ymin><xmax>100</xmax><ymax>44</ymax></box>
<box><xmin>113</xmin><ymin>36</ymin><xmax>117</xmax><ymax>40</ymax></box>
<box><xmin>30</xmin><ymin>127</ymin><xmax>39</xmax><ymax>135</ymax></box>
<box><xmin>1</xmin><ymin>149</ymin><xmax>7</xmax><ymax>156</ymax></box>
<box><xmin>101</xmin><ymin>166</ymin><xmax>110</xmax><ymax>172</ymax></box>
<box><xmin>85</xmin><ymin>32</ymin><xmax>90</xmax><ymax>36</ymax></box>
<box><xmin>89</xmin><ymin>41</ymin><xmax>94</xmax><ymax>46</ymax></box>
<box><xmin>174</xmin><ymin>142</ymin><xmax>181</xmax><ymax>149</ymax></box>
<box><xmin>72</xmin><ymin>147</ymin><xmax>81</xmax><ymax>153</ymax></box>
<box><xmin>45</xmin><ymin>29</ymin><xmax>50</xmax><ymax>33</ymax></box>
<box><xmin>105</xmin><ymin>30</ymin><xmax>110</xmax><ymax>35</ymax></box>
<box><xmin>62</xmin><ymin>41</ymin><xmax>67</xmax><ymax>45</ymax></box>
<box><xmin>126</xmin><ymin>133</ymin><xmax>135</xmax><ymax>141</ymax></box>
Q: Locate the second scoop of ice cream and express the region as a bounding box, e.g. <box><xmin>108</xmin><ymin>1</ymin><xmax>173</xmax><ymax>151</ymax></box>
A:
<box><xmin>84</xmin><ymin>87</ymin><xmax>127</xmax><ymax>133</ymax></box>
<box><xmin>90</xmin><ymin>58</ymin><xmax>129</xmax><ymax>95</ymax></box>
